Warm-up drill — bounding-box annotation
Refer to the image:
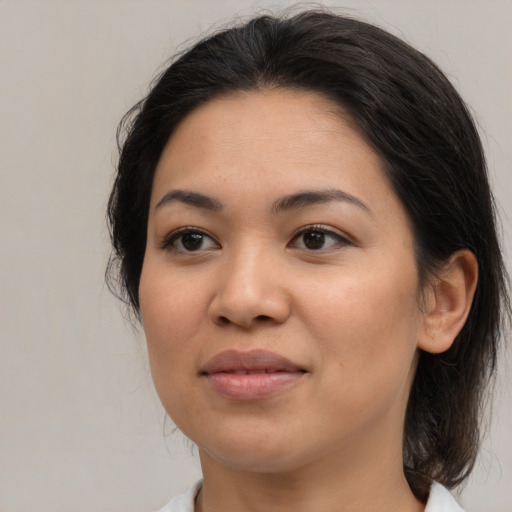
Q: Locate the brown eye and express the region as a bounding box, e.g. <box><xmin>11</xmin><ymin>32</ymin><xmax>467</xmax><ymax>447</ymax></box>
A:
<box><xmin>303</xmin><ymin>231</ymin><xmax>326</xmax><ymax>250</ymax></box>
<box><xmin>164</xmin><ymin>229</ymin><xmax>219</xmax><ymax>252</ymax></box>
<box><xmin>290</xmin><ymin>226</ymin><xmax>349</xmax><ymax>251</ymax></box>
<box><xmin>181</xmin><ymin>232</ymin><xmax>205</xmax><ymax>251</ymax></box>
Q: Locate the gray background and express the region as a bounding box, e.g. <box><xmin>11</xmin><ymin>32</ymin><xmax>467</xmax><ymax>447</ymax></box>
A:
<box><xmin>0</xmin><ymin>1</ymin><xmax>510</xmax><ymax>511</ymax></box>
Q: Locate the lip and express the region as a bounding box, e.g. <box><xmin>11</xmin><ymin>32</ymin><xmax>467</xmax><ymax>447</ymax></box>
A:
<box><xmin>200</xmin><ymin>349</ymin><xmax>307</xmax><ymax>401</ymax></box>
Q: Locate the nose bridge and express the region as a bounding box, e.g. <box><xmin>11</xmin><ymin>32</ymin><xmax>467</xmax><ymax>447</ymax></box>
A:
<box><xmin>227</xmin><ymin>242</ymin><xmax>273</xmax><ymax>298</ymax></box>
<box><xmin>209</xmin><ymin>240</ymin><xmax>290</xmax><ymax>328</ymax></box>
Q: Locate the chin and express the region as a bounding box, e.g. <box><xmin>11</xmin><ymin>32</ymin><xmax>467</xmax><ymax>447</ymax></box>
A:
<box><xmin>195</xmin><ymin>422</ymin><xmax>333</xmax><ymax>476</ymax></box>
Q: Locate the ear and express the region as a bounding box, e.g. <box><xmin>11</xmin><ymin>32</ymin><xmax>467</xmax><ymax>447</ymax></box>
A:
<box><xmin>418</xmin><ymin>249</ymin><xmax>478</xmax><ymax>354</ymax></box>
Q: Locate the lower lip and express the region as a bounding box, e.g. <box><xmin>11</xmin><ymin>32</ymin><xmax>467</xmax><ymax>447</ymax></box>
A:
<box><xmin>204</xmin><ymin>371</ymin><xmax>305</xmax><ymax>401</ymax></box>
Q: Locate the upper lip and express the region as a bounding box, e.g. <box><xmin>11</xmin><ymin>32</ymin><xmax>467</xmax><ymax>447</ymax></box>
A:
<box><xmin>200</xmin><ymin>349</ymin><xmax>305</xmax><ymax>375</ymax></box>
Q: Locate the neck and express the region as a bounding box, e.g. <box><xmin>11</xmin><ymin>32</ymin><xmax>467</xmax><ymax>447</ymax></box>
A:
<box><xmin>195</xmin><ymin>435</ymin><xmax>425</xmax><ymax>512</ymax></box>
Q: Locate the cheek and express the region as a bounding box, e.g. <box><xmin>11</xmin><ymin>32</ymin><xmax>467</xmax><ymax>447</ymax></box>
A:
<box><xmin>139</xmin><ymin>265</ymin><xmax>206</xmax><ymax>377</ymax></box>
<box><xmin>138</xmin><ymin>266</ymin><xmax>211</xmax><ymax>430</ymax></box>
<box><xmin>297</xmin><ymin>260</ymin><xmax>422</xmax><ymax>368</ymax></box>
<box><xmin>302</xmin><ymin>267</ymin><xmax>421</xmax><ymax>419</ymax></box>
<box><xmin>140</xmin><ymin>261</ymin><xmax>203</xmax><ymax>331</ymax></box>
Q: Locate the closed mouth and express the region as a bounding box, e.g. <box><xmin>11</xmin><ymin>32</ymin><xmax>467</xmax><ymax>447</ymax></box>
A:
<box><xmin>200</xmin><ymin>349</ymin><xmax>308</xmax><ymax>401</ymax></box>
<box><xmin>199</xmin><ymin>349</ymin><xmax>306</xmax><ymax>375</ymax></box>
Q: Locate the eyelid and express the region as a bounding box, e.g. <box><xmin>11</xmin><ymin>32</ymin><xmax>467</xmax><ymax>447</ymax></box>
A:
<box><xmin>289</xmin><ymin>224</ymin><xmax>353</xmax><ymax>249</ymax></box>
<box><xmin>160</xmin><ymin>226</ymin><xmax>220</xmax><ymax>252</ymax></box>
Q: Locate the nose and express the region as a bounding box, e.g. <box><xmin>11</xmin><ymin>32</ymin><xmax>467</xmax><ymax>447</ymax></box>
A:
<box><xmin>208</xmin><ymin>246</ymin><xmax>291</xmax><ymax>329</ymax></box>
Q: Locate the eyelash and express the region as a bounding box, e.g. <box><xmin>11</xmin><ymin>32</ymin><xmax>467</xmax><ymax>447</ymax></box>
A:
<box><xmin>160</xmin><ymin>225</ymin><xmax>352</xmax><ymax>254</ymax></box>
<box><xmin>160</xmin><ymin>227</ymin><xmax>219</xmax><ymax>253</ymax></box>
<box><xmin>289</xmin><ymin>224</ymin><xmax>351</xmax><ymax>251</ymax></box>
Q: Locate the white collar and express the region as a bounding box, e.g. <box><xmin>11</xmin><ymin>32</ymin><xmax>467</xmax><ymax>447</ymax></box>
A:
<box><xmin>157</xmin><ymin>480</ymin><xmax>465</xmax><ymax>511</ymax></box>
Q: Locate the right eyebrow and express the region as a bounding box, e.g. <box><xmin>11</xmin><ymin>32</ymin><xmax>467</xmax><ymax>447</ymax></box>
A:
<box><xmin>155</xmin><ymin>190</ymin><xmax>223</xmax><ymax>212</ymax></box>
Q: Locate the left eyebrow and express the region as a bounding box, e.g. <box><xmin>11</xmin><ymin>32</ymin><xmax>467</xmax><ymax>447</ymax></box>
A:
<box><xmin>271</xmin><ymin>189</ymin><xmax>372</xmax><ymax>216</ymax></box>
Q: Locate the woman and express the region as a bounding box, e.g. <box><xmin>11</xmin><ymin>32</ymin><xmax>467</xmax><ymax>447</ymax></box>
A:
<box><xmin>107</xmin><ymin>9</ymin><xmax>509</xmax><ymax>512</ymax></box>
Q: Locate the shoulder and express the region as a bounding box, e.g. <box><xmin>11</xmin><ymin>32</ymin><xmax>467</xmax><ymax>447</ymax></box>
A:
<box><xmin>425</xmin><ymin>482</ymin><xmax>465</xmax><ymax>512</ymax></box>
<box><xmin>154</xmin><ymin>481</ymin><xmax>202</xmax><ymax>512</ymax></box>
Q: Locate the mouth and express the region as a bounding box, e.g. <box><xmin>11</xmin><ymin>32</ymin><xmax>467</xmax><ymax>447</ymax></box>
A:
<box><xmin>200</xmin><ymin>349</ymin><xmax>308</xmax><ymax>401</ymax></box>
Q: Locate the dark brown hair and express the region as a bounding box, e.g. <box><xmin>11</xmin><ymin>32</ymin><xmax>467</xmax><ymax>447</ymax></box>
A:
<box><xmin>107</xmin><ymin>9</ymin><xmax>509</xmax><ymax>501</ymax></box>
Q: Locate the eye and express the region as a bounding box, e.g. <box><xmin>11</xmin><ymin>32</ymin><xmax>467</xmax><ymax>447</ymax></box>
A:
<box><xmin>162</xmin><ymin>228</ymin><xmax>220</xmax><ymax>253</ymax></box>
<box><xmin>290</xmin><ymin>226</ymin><xmax>350</xmax><ymax>251</ymax></box>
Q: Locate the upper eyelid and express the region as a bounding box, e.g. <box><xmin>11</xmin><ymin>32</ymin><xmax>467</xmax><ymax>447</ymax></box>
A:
<box><xmin>285</xmin><ymin>227</ymin><xmax>353</xmax><ymax>255</ymax></box>
<box><xmin>290</xmin><ymin>224</ymin><xmax>351</xmax><ymax>241</ymax></box>
<box><xmin>160</xmin><ymin>226</ymin><xmax>220</xmax><ymax>249</ymax></box>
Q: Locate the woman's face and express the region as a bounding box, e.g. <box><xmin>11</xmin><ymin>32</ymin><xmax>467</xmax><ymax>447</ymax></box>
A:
<box><xmin>139</xmin><ymin>90</ymin><xmax>427</xmax><ymax>474</ymax></box>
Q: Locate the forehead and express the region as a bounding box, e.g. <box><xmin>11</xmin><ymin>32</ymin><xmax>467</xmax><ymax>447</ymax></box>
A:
<box><xmin>160</xmin><ymin>89</ymin><xmax>361</xmax><ymax>155</ymax></box>
<box><xmin>151</xmin><ymin>89</ymin><xmax>399</xmax><ymax>218</ymax></box>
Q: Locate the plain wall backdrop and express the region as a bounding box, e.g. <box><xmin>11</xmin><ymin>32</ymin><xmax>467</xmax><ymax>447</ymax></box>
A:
<box><xmin>0</xmin><ymin>1</ymin><xmax>510</xmax><ymax>511</ymax></box>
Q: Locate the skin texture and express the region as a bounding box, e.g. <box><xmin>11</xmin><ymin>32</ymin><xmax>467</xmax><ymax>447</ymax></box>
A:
<box><xmin>139</xmin><ymin>89</ymin><xmax>477</xmax><ymax>512</ymax></box>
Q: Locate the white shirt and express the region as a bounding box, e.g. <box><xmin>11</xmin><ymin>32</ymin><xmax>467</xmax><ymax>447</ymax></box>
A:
<box><xmin>156</xmin><ymin>480</ymin><xmax>464</xmax><ymax>512</ymax></box>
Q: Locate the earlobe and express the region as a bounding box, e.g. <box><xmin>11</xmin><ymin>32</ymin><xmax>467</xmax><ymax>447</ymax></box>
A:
<box><xmin>418</xmin><ymin>249</ymin><xmax>478</xmax><ymax>354</ymax></box>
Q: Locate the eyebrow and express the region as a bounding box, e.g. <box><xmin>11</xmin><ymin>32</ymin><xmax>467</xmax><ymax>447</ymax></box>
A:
<box><xmin>155</xmin><ymin>190</ymin><xmax>222</xmax><ymax>211</ymax></box>
<box><xmin>155</xmin><ymin>188</ymin><xmax>371</xmax><ymax>215</ymax></box>
<box><xmin>271</xmin><ymin>189</ymin><xmax>372</xmax><ymax>215</ymax></box>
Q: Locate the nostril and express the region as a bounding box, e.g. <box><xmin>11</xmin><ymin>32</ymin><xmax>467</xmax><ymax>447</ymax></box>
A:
<box><xmin>216</xmin><ymin>314</ymin><xmax>273</xmax><ymax>327</ymax></box>
<box><xmin>255</xmin><ymin>315</ymin><xmax>272</xmax><ymax>322</ymax></box>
